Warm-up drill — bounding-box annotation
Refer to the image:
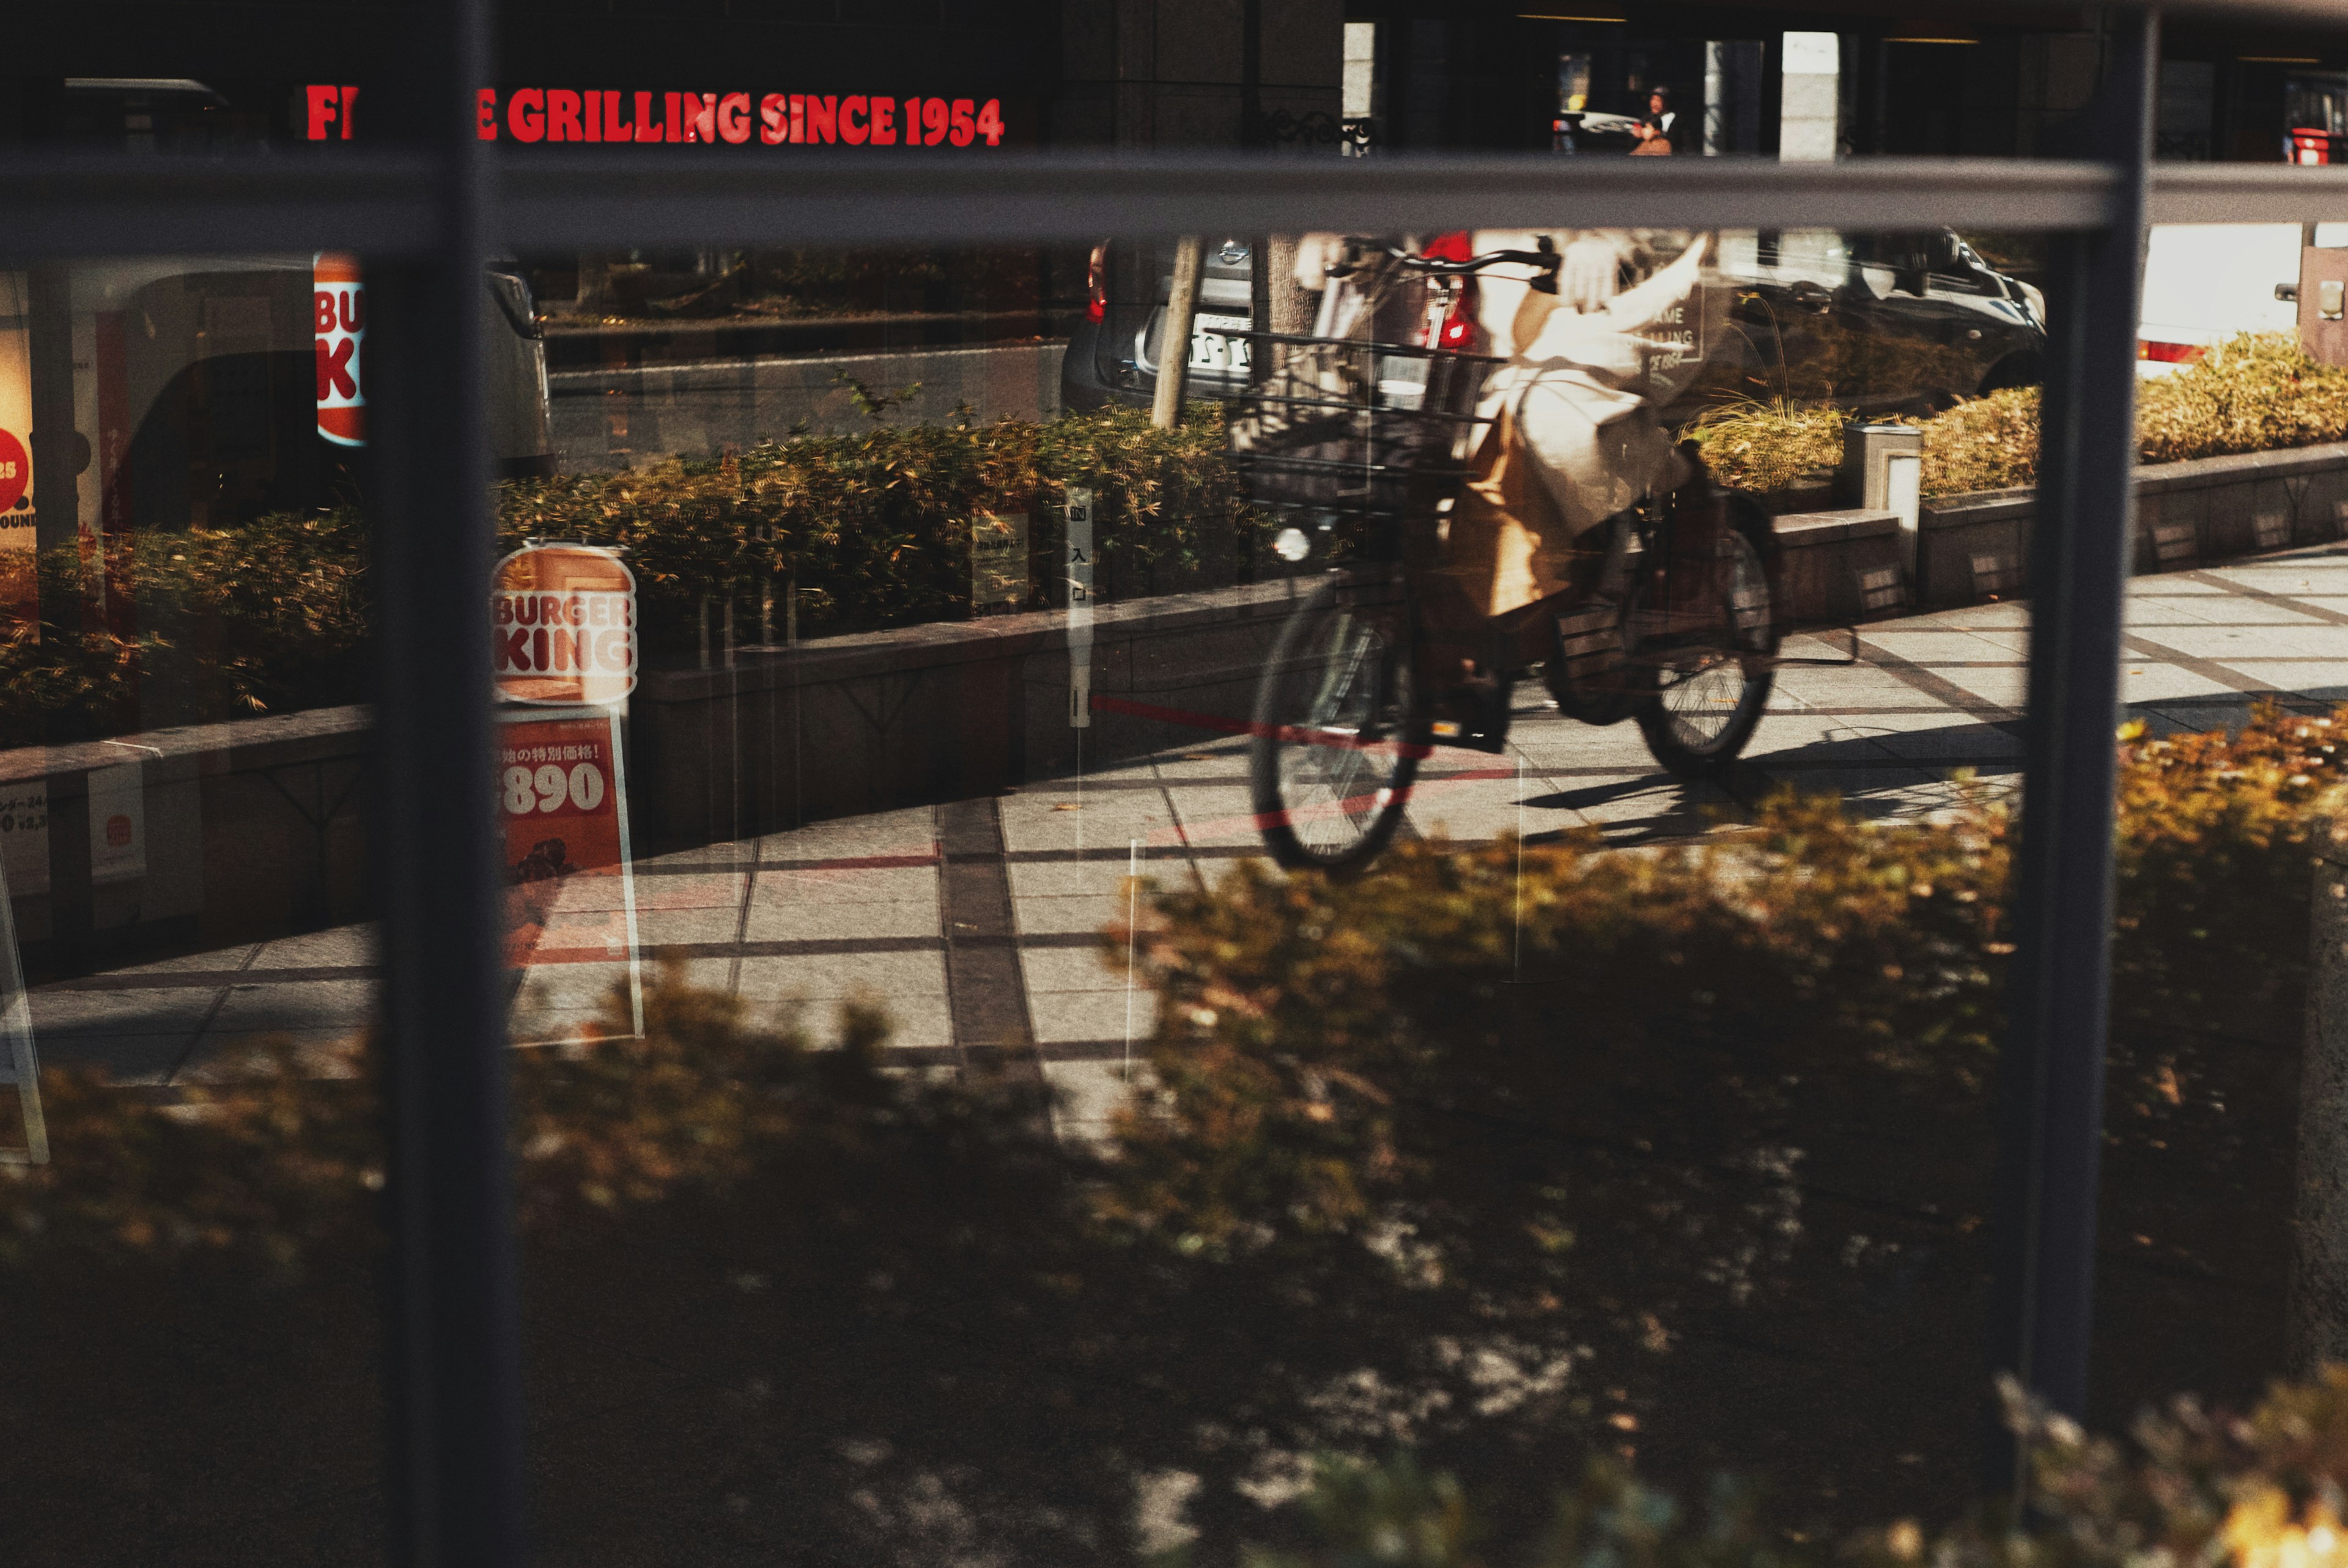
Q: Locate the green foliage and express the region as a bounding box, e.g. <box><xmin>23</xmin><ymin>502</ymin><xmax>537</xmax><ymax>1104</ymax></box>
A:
<box><xmin>20</xmin><ymin>336</ymin><xmax>2348</xmax><ymax>748</ymax></box>
<box><xmin>498</xmin><ymin>402</ymin><xmax>1252</xmax><ymax>649</ymax></box>
<box><xmin>1688</xmin><ymin>334</ymin><xmax>2348</xmax><ymax>501</ymax></box>
<box><xmin>0</xmin><ymin>408</ymin><xmax>1253</xmax><ymax>745</ymax></box>
<box><xmin>1252</xmin><ymin>1366</ymin><xmax>2348</xmax><ymax>1568</ymax></box>
<box><xmin>0</xmin><ymin>959</ymin><xmax>918</xmax><ymax>1279</ymax></box>
<box><xmin>1102</xmin><ymin>704</ymin><xmax>2341</xmax><ymax>1260</ymax></box>
<box><xmin>0</xmin><ymin>510</ymin><xmax>372</xmax><ymax>746</ymax></box>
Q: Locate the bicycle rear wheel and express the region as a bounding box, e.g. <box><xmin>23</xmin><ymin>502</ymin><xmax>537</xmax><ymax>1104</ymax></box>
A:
<box><xmin>1250</xmin><ymin>574</ymin><xmax>1427</xmax><ymax>875</ymax></box>
<box><xmin>1634</xmin><ymin>507</ymin><xmax>1778</xmax><ymax>778</ymax></box>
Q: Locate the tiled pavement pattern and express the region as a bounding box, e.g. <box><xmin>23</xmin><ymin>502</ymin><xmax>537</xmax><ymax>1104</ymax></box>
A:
<box><xmin>33</xmin><ymin>550</ymin><xmax>2348</xmax><ymax>1143</ymax></box>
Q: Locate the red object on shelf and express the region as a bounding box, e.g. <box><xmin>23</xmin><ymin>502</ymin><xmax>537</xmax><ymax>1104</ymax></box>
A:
<box><xmin>2291</xmin><ymin>127</ymin><xmax>2342</xmax><ymax>165</ymax></box>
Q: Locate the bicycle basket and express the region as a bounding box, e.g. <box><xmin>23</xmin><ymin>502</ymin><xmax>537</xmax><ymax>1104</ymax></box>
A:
<box><xmin>1224</xmin><ymin>334</ymin><xmax>1500</xmax><ymax>523</ymax></box>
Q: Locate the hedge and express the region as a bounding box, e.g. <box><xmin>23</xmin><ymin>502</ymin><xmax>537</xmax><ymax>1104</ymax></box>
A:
<box><xmin>10</xmin><ymin>336</ymin><xmax>2346</xmax><ymax>750</ymax></box>
<box><xmin>1688</xmin><ymin>333</ymin><xmax>2348</xmax><ymax>499</ymax></box>
<box><xmin>0</xmin><ymin>405</ymin><xmax>1252</xmax><ymax>748</ymax></box>
<box><xmin>495</xmin><ymin>400</ymin><xmax>1252</xmax><ymax>647</ymax></box>
<box><xmin>5</xmin><ymin>696</ymin><xmax>2329</xmax><ymax>1281</ymax></box>
<box><xmin>1104</xmin><ymin>703</ymin><xmax>2328</xmax><ymax>1262</ymax></box>
<box><xmin>0</xmin><ymin>706</ymin><xmax>2333</xmax><ymax>1560</ymax></box>
<box><xmin>1257</xmin><ymin>1367</ymin><xmax>2348</xmax><ymax>1568</ymax></box>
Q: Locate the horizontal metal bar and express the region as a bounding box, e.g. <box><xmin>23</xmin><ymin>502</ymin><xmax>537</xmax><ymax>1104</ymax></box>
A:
<box><xmin>498</xmin><ymin>153</ymin><xmax>2124</xmax><ymax>245</ymax></box>
<box><xmin>2148</xmin><ymin>163</ymin><xmax>2348</xmax><ymax>224</ymax></box>
<box><xmin>5</xmin><ymin>150</ymin><xmax>2348</xmax><ymax>258</ymax></box>
<box><xmin>0</xmin><ymin>153</ymin><xmax>445</xmax><ymax>259</ymax></box>
<box><xmin>1</xmin><ymin>151</ymin><xmax>2119</xmax><ymax>257</ymax></box>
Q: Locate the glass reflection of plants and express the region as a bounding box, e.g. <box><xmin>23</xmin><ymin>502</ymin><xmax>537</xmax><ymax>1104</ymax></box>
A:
<box><xmin>6</xmin><ymin>705</ymin><xmax>2330</xmax><ymax>1561</ymax></box>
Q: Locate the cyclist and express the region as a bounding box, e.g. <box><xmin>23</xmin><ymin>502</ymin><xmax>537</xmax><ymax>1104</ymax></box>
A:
<box><xmin>1294</xmin><ymin>228</ymin><xmax>1724</xmax><ymax>707</ymax></box>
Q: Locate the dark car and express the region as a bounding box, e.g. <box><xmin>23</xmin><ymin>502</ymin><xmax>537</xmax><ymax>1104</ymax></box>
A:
<box><xmin>1693</xmin><ymin>228</ymin><xmax>2047</xmax><ymax>418</ymax></box>
<box><xmin>1061</xmin><ymin>227</ymin><xmax>2045</xmax><ymax>422</ymax></box>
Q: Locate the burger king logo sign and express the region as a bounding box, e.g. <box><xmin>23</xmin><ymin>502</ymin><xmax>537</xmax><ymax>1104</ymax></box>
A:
<box><xmin>492</xmin><ymin>543</ymin><xmax>636</xmax><ymax>706</ymax></box>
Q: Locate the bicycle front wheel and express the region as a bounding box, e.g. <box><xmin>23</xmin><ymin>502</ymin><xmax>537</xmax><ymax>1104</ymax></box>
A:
<box><xmin>1249</xmin><ymin>573</ymin><xmax>1427</xmax><ymax>875</ymax></box>
<box><xmin>1634</xmin><ymin>507</ymin><xmax>1777</xmax><ymax>778</ymax></box>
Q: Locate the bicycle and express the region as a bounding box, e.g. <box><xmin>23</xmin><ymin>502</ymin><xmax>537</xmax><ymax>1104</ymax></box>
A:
<box><xmin>1227</xmin><ymin>238</ymin><xmax>1781</xmax><ymax>875</ymax></box>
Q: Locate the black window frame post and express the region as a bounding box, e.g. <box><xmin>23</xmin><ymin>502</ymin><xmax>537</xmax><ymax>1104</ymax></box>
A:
<box><xmin>1985</xmin><ymin>3</ymin><xmax>2160</xmax><ymax>1497</ymax></box>
<box><xmin>371</xmin><ymin>0</ymin><xmax>529</xmax><ymax>1561</ymax></box>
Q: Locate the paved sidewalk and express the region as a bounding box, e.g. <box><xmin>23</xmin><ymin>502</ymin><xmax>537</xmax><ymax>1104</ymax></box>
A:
<box><xmin>32</xmin><ymin>548</ymin><xmax>2348</xmax><ymax>1142</ymax></box>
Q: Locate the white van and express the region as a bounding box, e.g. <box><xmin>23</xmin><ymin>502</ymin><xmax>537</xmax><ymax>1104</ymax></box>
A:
<box><xmin>0</xmin><ymin>256</ymin><xmax>554</xmax><ymax>556</ymax></box>
<box><xmin>2138</xmin><ymin>223</ymin><xmax>2348</xmax><ymax>374</ymax></box>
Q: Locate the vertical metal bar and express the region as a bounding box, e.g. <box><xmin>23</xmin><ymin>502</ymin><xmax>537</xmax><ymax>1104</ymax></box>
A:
<box><xmin>1984</xmin><ymin>5</ymin><xmax>2158</xmax><ymax>1498</ymax></box>
<box><xmin>371</xmin><ymin>0</ymin><xmax>525</xmax><ymax>1561</ymax></box>
<box><xmin>26</xmin><ymin>265</ymin><xmax>79</xmax><ymax>567</ymax></box>
<box><xmin>29</xmin><ymin>266</ymin><xmax>93</xmax><ymax>969</ymax></box>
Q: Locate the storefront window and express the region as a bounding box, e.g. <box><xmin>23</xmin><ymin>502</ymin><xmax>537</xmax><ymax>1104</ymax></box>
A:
<box><xmin>10</xmin><ymin>3</ymin><xmax>2348</xmax><ymax>1561</ymax></box>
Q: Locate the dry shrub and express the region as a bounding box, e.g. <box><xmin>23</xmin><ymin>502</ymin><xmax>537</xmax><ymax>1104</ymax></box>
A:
<box><xmin>1689</xmin><ymin>333</ymin><xmax>2348</xmax><ymax>504</ymax></box>
<box><xmin>2138</xmin><ymin>331</ymin><xmax>2348</xmax><ymax>465</ymax></box>
<box><xmin>1921</xmin><ymin>385</ymin><xmax>2040</xmax><ymax>495</ymax></box>
<box><xmin>1683</xmin><ymin>402</ymin><xmax>1848</xmax><ymax>495</ymax></box>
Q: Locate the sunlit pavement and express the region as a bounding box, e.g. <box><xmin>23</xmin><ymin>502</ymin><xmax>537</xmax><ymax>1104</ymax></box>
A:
<box><xmin>31</xmin><ymin>548</ymin><xmax>2348</xmax><ymax>1143</ymax></box>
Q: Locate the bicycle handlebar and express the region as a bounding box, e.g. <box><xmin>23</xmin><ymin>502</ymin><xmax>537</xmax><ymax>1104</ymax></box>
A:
<box><xmin>1383</xmin><ymin>245</ymin><xmax>1563</xmax><ymax>279</ymax></box>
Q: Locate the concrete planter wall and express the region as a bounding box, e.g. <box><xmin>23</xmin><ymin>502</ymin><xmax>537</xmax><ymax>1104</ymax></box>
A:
<box><xmin>630</xmin><ymin>578</ymin><xmax>1302</xmax><ymax>846</ymax></box>
<box><xmin>1771</xmin><ymin>508</ymin><xmax>1908</xmax><ymax>624</ymax></box>
<box><xmin>0</xmin><ymin>706</ymin><xmax>369</xmax><ymax>977</ymax></box>
<box><xmin>1916</xmin><ymin>441</ymin><xmax>2348</xmax><ymax>609</ymax></box>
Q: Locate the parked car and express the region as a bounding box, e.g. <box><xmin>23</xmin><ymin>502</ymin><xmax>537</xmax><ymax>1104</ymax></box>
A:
<box><xmin>1696</xmin><ymin>228</ymin><xmax>2047</xmax><ymax>416</ymax></box>
<box><xmin>1061</xmin><ymin>227</ymin><xmax>2047</xmax><ymax>422</ymax></box>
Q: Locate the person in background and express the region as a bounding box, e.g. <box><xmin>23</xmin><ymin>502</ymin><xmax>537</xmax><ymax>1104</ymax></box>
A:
<box><xmin>1632</xmin><ymin>86</ymin><xmax>1679</xmax><ymax>155</ymax></box>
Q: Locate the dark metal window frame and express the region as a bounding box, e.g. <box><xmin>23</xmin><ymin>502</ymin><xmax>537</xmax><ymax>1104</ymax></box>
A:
<box><xmin>8</xmin><ymin>0</ymin><xmax>2348</xmax><ymax>1556</ymax></box>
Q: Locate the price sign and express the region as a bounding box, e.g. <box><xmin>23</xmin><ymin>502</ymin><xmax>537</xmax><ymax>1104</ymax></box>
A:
<box><xmin>498</xmin><ymin>707</ymin><xmax>643</xmax><ymax>1041</ymax></box>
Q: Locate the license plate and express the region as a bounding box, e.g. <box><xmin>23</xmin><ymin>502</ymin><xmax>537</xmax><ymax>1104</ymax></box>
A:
<box><xmin>1188</xmin><ymin>316</ymin><xmax>1251</xmax><ymax>373</ymax></box>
